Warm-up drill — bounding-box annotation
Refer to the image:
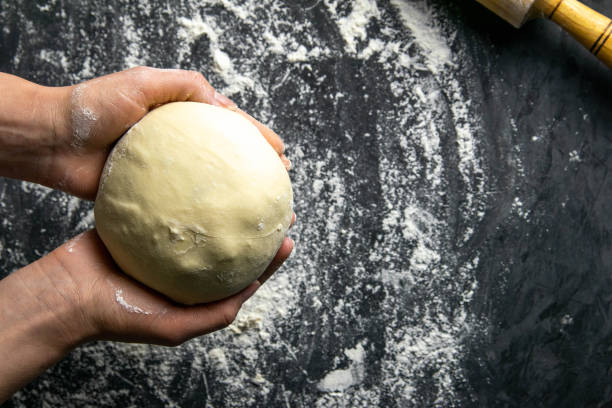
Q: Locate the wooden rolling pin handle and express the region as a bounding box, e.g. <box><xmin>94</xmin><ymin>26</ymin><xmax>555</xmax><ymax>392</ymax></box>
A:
<box><xmin>534</xmin><ymin>0</ymin><xmax>612</xmax><ymax>68</ymax></box>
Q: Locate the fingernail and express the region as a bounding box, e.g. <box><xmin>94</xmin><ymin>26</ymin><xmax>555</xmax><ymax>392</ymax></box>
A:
<box><xmin>282</xmin><ymin>156</ymin><xmax>292</xmax><ymax>170</ymax></box>
<box><xmin>213</xmin><ymin>91</ymin><xmax>236</xmax><ymax>109</ymax></box>
<box><xmin>287</xmin><ymin>238</ymin><xmax>295</xmax><ymax>258</ymax></box>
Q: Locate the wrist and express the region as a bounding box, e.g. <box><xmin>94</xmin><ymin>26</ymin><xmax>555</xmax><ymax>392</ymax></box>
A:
<box><xmin>0</xmin><ymin>73</ymin><xmax>72</xmax><ymax>186</ymax></box>
<box><xmin>0</xmin><ymin>253</ymin><xmax>94</xmax><ymax>403</ymax></box>
<box><xmin>0</xmin><ymin>253</ymin><xmax>96</xmax><ymax>353</ymax></box>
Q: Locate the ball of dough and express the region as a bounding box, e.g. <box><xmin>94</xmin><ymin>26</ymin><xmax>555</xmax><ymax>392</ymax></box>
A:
<box><xmin>94</xmin><ymin>102</ymin><xmax>293</xmax><ymax>305</ymax></box>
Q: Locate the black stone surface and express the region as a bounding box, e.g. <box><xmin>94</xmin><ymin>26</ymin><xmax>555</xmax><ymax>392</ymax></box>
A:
<box><xmin>2</xmin><ymin>0</ymin><xmax>612</xmax><ymax>407</ymax></box>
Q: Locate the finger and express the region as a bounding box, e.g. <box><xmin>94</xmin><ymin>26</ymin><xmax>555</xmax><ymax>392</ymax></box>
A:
<box><xmin>172</xmin><ymin>282</ymin><xmax>261</xmax><ymax>340</ymax></box>
<box><xmin>124</xmin><ymin>67</ymin><xmax>229</xmax><ymax>109</ymax></box>
<box><xmin>291</xmin><ymin>213</ymin><xmax>296</xmax><ymax>228</ymax></box>
<box><xmin>232</xmin><ymin>107</ymin><xmax>285</xmax><ymax>156</ymax></box>
<box><xmin>258</xmin><ymin>237</ymin><xmax>294</xmax><ymax>285</ymax></box>
<box><xmin>280</xmin><ymin>155</ymin><xmax>292</xmax><ymax>171</ymax></box>
<box><xmin>128</xmin><ymin>68</ymin><xmax>287</xmax><ymax>157</ymax></box>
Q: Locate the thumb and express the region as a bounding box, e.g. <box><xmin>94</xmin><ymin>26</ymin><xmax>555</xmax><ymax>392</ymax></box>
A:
<box><xmin>128</xmin><ymin>67</ymin><xmax>286</xmax><ymax>157</ymax></box>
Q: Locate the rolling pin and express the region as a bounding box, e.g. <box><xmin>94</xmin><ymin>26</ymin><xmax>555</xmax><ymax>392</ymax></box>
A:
<box><xmin>476</xmin><ymin>0</ymin><xmax>612</xmax><ymax>68</ymax></box>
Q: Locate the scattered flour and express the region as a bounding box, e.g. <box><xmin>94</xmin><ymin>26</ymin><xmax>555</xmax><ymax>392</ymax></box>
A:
<box><xmin>330</xmin><ymin>0</ymin><xmax>380</xmax><ymax>54</ymax></box>
<box><xmin>317</xmin><ymin>342</ymin><xmax>366</xmax><ymax>392</ymax></box>
<box><xmin>389</xmin><ymin>0</ymin><xmax>453</xmax><ymax>74</ymax></box>
<box><xmin>39</xmin><ymin>48</ymin><xmax>70</xmax><ymax>70</ymax></box>
<box><xmin>177</xmin><ymin>14</ymin><xmax>261</xmax><ymax>97</ymax></box>
<box><xmin>2</xmin><ymin>0</ymin><xmax>491</xmax><ymax>407</ymax></box>
<box><xmin>121</xmin><ymin>14</ymin><xmax>146</xmax><ymax>68</ymax></box>
<box><xmin>114</xmin><ymin>289</ymin><xmax>153</xmax><ymax>315</ymax></box>
<box><xmin>569</xmin><ymin>149</ymin><xmax>581</xmax><ymax>163</ymax></box>
<box><xmin>75</xmin><ymin>209</ymin><xmax>95</xmax><ymax>232</ymax></box>
<box><xmin>70</xmin><ymin>84</ymin><xmax>98</xmax><ymax>148</ymax></box>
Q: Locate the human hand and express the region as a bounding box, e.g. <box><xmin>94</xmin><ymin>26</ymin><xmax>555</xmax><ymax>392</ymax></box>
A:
<box><xmin>56</xmin><ymin>230</ymin><xmax>295</xmax><ymax>345</ymax></box>
<box><xmin>0</xmin><ymin>68</ymin><xmax>295</xmax><ymax>338</ymax></box>
<box><xmin>0</xmin><ymin>228</ymin><xmax>294</xmax><ymax>347</ymax></box>
<box><xmin>0</xmin><ymin>67</ymin><xmax>290</xmax><ymax>200</ymax></box>
<box><xmin>0</xmin><ymin>68</ymin><xmax>296</xmax><ymax>402</ymax></box>
<box><xmin>0</xmin><ymin>228</ymin><xmax>293</xmax><ymax>402</ymax></box>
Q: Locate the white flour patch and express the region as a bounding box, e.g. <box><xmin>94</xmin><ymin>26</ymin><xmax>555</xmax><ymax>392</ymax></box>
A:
<box><xmin>65</xmin><ymin>196</ymin><xmax>82</xmax><ymax>220</ymax></box>
<box><xmin>177</xmin><ymin>14</ymin><xmax>219</xmax><ymax>62</ymax></box>
<box><xmin>177</xmin><ymin>14</ymin><xmax>262</xmax><ymax>97</ymax></box>
<box><xmin>329</xmin><ymin>0</ymin><xmax>380</xmax><ymax>54</ymax></box>
<box><xmin>75</xmin><ymin>209</ymin><xmax>95</xmax><ymax>232</ymax></box>
<box><xmin>569</xmin><ymin>150</ymin><xmax>581</xmax><ymax>163</ymax></box>
<box><xmin>318</xmin><ymin>342</ymin><xmax>366</xmax><ymax>392</ymax></box>
<box><xmin>115</xmin><ymin>289</ymin><xmax>153</xmax><ymax>315</ymax></box>
<box><xmin>70</xmin><ymin>84</ymin><xmax>98</xmax><ymax>148</ymax></box>
<box><xmin>390</xmin><ymin>0</ymin><xmax>453</xmax><ymax>74</ymax></box>
<box><xmin>39</xmin><ymin>48</ymin><xmax>70</xmax><ymax>70</ymax></box>
<box><xmin>20</xmin><ymin>181</ymin><xmax>53</xmax><ymax>203</ymax></box>
<box><xmin>121</xmin><ymin>14</ymin><xmax>146</xmax><ymax>68</ymax></box>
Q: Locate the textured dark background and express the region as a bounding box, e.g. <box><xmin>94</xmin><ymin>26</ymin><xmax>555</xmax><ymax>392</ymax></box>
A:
<box><xmin>463</xmin><ymin>1</ymin><xmax>612</xmax><ymax>406</ymax></box>
<box><xmin>2</xmin><ymin>0</ymin><xmax>612</xmax><ymax>407</ymax></box>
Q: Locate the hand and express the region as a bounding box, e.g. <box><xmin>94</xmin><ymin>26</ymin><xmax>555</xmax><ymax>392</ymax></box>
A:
<box><xmin>0</xmin><ymin>67</ymin><xmax>290</xmax><ymax>200</ymax></box>
<box><xmin>0</xmin><ymin>68</ymin><xmax>296</xmax><ymax>402</ymax></box>
<box><xmin>52</xmin><ymin>230</ymin><xmax>294</xmax><ymax>345</ymax></box>
<box><xmin>0</xmin><ymin>229</ymin><xmax>294</xmax><ymax>402</ymax></box>
<box><xmin>42</xmin><ymin>67</ymin><xmax>295</xmax><ymax>340</ymax></box>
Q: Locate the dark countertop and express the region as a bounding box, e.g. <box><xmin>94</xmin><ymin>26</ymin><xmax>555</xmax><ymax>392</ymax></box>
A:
<box><xmin>2</xmin><ymin>1</ymin><xmax>612</xmax><ymax>407</ymax></box>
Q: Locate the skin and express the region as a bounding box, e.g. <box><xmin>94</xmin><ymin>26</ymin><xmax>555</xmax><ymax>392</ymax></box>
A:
<box><xmin>0</xmin><ymin>67</ymin><xmax>295</xmax><ymax>403</ymax></box>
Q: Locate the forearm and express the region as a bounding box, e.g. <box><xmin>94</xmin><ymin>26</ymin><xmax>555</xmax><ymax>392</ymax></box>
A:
<box><xmin>0</xmin><ymin>255</ymin><xmax>88</xmax><ymax>403</ymax></box>
<box><xmin>0</xmin><ymin>73</ymin><xmax>70</xmax><ymax>186</ymax></box>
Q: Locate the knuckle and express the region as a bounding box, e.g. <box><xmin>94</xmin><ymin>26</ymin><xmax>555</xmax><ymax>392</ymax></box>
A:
<box><xmin>220</xmin><ymin>307</ymin><xmax>239</xmax><ymax>328</ymax></box>
<box><xmin>187</xmin><ymin>70</ymin><xmax>210</xmax><ymax>87</ymax></box>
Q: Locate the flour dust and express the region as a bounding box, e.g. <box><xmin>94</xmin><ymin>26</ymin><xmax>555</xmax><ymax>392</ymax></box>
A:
<box><xmin>3</xmin><ymin>0</ymin><xmax>488</xmax><ymax>406</ymax></box>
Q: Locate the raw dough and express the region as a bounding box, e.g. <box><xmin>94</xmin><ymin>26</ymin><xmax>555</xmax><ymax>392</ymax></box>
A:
<box><xmin>94</xmin><ymin>102</ymin><xmax>293</xmax><ymax>305</ymax></box>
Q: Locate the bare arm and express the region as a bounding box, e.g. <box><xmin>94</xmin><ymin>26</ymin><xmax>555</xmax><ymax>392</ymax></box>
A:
<box><xmin>0</xmin><ymin>68</ymin><xmax>294</xmax><ymax>403</ymax></box>
<box><xmin>0</xmin><ymin>67</ymin><xmax>289</xmax><ymax>200</ymax></box>
<box><xmin>0</xmin><ymin>231</ymin><xmax>293</xmax><ymax>403</ymax></box>
<box><xmin>0</xmin><ymin>73</ymin><xmax>66</xmax><ymax>185</ymax></box>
